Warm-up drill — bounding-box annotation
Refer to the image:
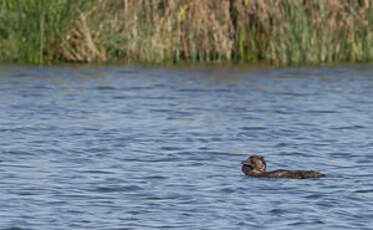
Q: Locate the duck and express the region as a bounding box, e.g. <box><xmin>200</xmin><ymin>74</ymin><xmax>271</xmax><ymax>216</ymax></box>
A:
<box><xmin>242</xmin><ymin>155</ymin><xmax>325</xmax><ymax>179</ymax></box>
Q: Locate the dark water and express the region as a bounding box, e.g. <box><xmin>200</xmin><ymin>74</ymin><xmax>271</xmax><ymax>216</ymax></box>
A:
<box><xmin>0</xmin><ymin>64</ymin><xmax>373</xmax><ymax>229</ymax></box>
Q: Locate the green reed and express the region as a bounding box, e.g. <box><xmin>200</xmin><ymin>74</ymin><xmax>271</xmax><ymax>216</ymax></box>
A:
<box><xmin>0</xmin><ymin>0</ymin><xmax>87</xmax><ymax>64</ymax></box>
<box><xmin>0</xmin><ymin>0</ymin><xmax>371</xmax><ymax>65</ymax></box>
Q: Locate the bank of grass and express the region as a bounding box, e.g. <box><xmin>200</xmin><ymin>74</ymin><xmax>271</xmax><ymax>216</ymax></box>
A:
<box><xmin>0</xmin><ymin>0</ymin><xmax>372</xmax><ymax>65</ymax></box>
<box><xmin>0</xmin><ymin>0</ymin><xmax>89</xmax><ymax>64</ymax></box>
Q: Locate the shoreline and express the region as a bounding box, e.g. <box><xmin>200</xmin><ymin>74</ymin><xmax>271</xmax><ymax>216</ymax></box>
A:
<box><xmin>0</xmin><ymin>0</ymin><xmax>371</xmax><ymax>66</ymax></box>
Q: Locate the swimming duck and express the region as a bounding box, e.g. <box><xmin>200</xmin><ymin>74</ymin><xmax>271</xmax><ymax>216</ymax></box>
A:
<box><xmin>242</xmin><ymin>155</ymin><xmax>325</xmax><ymax>179</ymax></box>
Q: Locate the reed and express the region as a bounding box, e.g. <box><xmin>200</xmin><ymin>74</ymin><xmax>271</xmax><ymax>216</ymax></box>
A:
<box><xmin>0</xmin><ymin>0</ymin><xmax>372</xmax><ymax>65</ymax></box>
<box><xmin>0</xmin><ymin>0</ymin><xmax>86</xmax><ymax>64</ymax></box>
<box><xmin>61</xmin><ymin>0</ymin><xmax>235</xmax><ymax>64</ymax></box>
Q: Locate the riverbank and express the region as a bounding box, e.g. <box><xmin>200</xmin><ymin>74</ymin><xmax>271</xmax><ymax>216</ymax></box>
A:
<box><xmin>0</xmin><ymin>0</ymin><xmax>371</xmax><ymax>65</ymax></box>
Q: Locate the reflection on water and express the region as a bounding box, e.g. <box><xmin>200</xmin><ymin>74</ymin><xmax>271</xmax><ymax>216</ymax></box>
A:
<box><xmin>0</xmin><ymin>64</ymin><xmax>373</xmax><ymax>229</ymax></box>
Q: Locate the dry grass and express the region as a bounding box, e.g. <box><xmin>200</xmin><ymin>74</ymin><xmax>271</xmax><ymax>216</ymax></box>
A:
<box><xmin>1</xmin><ymin>0</ymin><xmax>372</xmax><ymax>65</ymax></box>
<box><xmin>62</xmin><ymin>0</ymin><xmax>236</xmax><ymax>64</ymax></box>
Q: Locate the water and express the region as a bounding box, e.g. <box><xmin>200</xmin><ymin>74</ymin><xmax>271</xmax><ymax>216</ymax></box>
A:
<box><xmin>0</xmin><ymin>64</ymin><xmax>373</xmax><ymax>229</ymax></box>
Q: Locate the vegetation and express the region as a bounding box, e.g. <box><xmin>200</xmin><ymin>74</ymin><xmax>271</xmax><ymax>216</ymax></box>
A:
<box><xmin>0</xmin><ymin>0</ymin><xmax>372</xmax><ymax>65</ymax></box>
<box><xmin>0</xmin><ymin>0</ymin><xmax>80</xmax><ymax>64</ymax></box>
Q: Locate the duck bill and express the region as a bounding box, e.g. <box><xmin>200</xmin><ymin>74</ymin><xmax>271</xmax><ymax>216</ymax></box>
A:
<box><xmin>241</xmin><ymin>160</ymin><xmax>251</xmax><ymax>166</ymax></box>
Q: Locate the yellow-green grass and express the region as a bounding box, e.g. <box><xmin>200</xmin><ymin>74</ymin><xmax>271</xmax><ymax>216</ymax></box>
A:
<box><xmin>0</xmin><ymin>0</ymin><xmax>372</xmax><ymax>66</ymax></box>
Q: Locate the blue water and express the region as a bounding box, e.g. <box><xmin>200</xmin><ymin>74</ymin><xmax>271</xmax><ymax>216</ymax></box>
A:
<box><xmin>0</xmin><ymin>64</ymin><xmax>373</xmax><ymax>229</ymax></box>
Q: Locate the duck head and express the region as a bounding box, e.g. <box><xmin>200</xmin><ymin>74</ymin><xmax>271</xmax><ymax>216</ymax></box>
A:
<box><xmin>241</xmin><ymin>155</ymin><xmax>267</xmax><ymax>172</ymax></box>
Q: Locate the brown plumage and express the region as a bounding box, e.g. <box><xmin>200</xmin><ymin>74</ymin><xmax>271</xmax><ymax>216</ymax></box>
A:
<box><xmin>242</xmin><ymin>155</ymin><xmax>325</xmax><ymax>179</ymax></box>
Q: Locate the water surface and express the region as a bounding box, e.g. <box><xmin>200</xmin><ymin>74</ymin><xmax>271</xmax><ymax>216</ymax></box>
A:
<box><xmin>0</xmin><ymin>64</ymin><xmax>373</xmax><ymax>229</ymax></box>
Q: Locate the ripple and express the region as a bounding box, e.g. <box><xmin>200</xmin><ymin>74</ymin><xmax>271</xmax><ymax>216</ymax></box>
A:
<box><xmin>160</xmin><ymin>146</ymin><xmax>186</xmax><ymax>151</ymax></box>
<box><xmin>95</xmin><ymin>86</ymin><xmax>116</xmax><ymax>90</ymax></box>
<box><xmin>2</xmin><ymin>228</ymin><xmax>29</xmax><ymax>230</ymax></box>
<box><xmin>306</xmin><ymin>110</ymin><xmax>339</xmax><ymax>114</ymax></box>
<box><xmin>0</xmin><ymin>65</ymin><xmax>372</xmax><ymax>230</ymax></box>
<box><xmin>142</xmin><ymin>175</ymin><xmax>168</xmax><ymax>180</ymax></box>
<box><xmin>305</xmin><ymin>194</ymin><xmax>325</xmax><ymax>199</ymax></box>
<box><xmin>330</xmin><ymin>125</ymin><xmax>365</xmax><ymax>130</ymax></box>
<box><xmin>239</xmin><ymin>127</ymin><xmax>267</xmax><ymax>131</ymax></box>
<box><xmin>273</xmin><ymin>142</ymin><xmax>289</xmax><ymax>148</ymax></box>
<box><xmin>269</xmin><ymin>208</ymin><xmax>285</xmax><ymax>215</ymax></box>
<box><xmin>95</xmin><ymin>185</ymin><xmax>143</xmax><ymax>193</ymax></box>
<box><xmin>78</xmin><ymin>170</ymin><xmax>116</xmax><ymax>174</ymax></box>
<box><xmin>354</xmin><ymin>189</ymin><xmax>373</xmax><ymax>194</ymax></box>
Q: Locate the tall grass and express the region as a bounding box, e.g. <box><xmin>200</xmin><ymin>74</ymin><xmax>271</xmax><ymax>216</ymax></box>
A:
<box><xmin>0</xmin><ymin>0</ymin><xmax>87</xmax><ymax>64</ymax></box>
<box><xmin>0</xmin><ymin>0</ymin><xmax>372</xmax><ymax>65</ymax></box>
<box><xmin>61</xmin><ymin>0</ymin><xmax>236</xmax><ymax>64</ymax></box>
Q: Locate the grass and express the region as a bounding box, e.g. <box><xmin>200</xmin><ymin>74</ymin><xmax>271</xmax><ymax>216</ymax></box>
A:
<box><xmin>0</xmin><ymin>0</ymin><xmax>372</xmax><ymax>66</ymax></box>
<box><xmin>0</xmin><ymin>0</ymin><xmax>88</xmax><ymax>64</ymax></box>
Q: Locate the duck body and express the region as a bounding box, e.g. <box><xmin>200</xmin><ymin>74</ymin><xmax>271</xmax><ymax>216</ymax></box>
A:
<box><xmin>242</xmin><ymin>155</ymin><xmax>325</xmax><ymax>179</ymax></box>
